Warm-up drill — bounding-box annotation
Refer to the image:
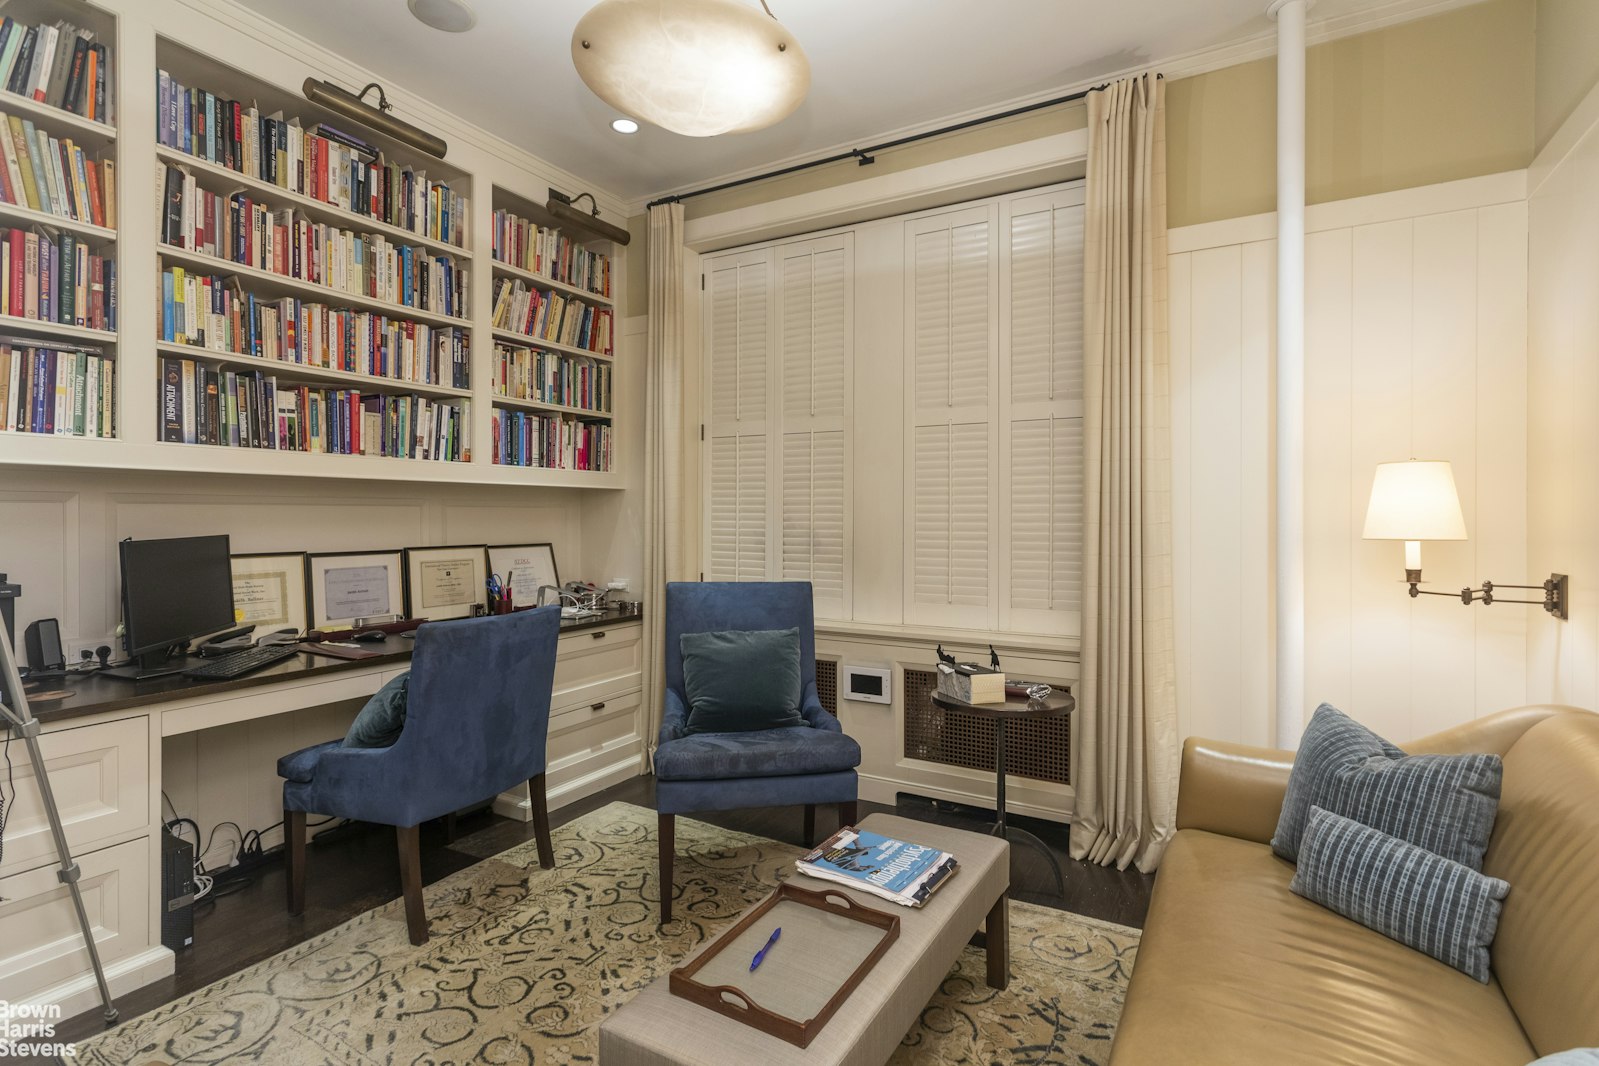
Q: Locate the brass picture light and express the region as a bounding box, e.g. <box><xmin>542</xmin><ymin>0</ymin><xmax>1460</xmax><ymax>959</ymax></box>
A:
<box><xmin>302</xmin><ymin>78</ymin><xmax>448</xmax><ymax>160</ymax></box>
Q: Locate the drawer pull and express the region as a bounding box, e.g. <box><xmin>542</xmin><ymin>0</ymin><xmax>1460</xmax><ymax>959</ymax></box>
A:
<box><xmin>591</xmin><ymin>701</ymin><xmax>607</xmax><ymax>711</ymax></box>
<box><xmin>591</xmin><ymin>631</ymin><xmax>607</xmax><ymax>639</ymax></box>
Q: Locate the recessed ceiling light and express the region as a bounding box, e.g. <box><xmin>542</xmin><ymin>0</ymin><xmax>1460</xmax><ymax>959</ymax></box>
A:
<box><xmin>611</xmin><ymin>118</ymin><xmax>640</xmax><ymax>134</ymax></box>
<box><xmin>408</xmin><ymin>0</ymin><xmax>476</xmax><ymax>33</ymax></box>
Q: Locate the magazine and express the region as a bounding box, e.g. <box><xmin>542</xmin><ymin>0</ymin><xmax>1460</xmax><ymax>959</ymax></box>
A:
<box><xmin>795</xmin><ymin>827</ymin><xmax>958</xmax><ymax>907</ymax></box>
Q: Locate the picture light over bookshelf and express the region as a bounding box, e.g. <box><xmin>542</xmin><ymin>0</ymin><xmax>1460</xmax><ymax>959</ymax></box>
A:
<box><xmin>547</xmin><ymin>189</ymin><xmax>631</xmax><ymax>245</ymax></box>
<box><xmin>302</xmin><ymin>77</ymin><xmax>448</xmax><ymax>159</ymax></box>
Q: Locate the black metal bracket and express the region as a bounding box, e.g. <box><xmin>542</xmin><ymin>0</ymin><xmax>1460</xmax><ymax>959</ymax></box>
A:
<box><xmin>1407</xmin><ymin>572</ymin><xmax>1568</xmax><ymax>619</ymax></box>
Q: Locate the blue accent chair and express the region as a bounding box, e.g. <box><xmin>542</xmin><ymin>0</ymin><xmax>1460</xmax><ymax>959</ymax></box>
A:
<box><xmin>655</xmin><ymin>581</ymin><xmax>861</xmax><ymax>922</ymax></box>
<box><xmin>278</xmin><ymin>606</ymin><xmax>562</xmax><ymax>945</ymax></box>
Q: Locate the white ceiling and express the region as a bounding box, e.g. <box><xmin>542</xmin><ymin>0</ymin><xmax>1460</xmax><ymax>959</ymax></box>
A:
<box><xmin>233</xmin><ymin>0</ymin><xmax>1404</xmax><ymax>204</ymax></box>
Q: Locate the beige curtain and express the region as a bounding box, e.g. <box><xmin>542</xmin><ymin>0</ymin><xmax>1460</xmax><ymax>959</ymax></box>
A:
<box><xmin>1068</xmin><ymin>74</ymin><xmax>1179</xmax><ymax>874</ymax></box>
<box><xmin>642</xmin><ymin>202</ymin><xmax>686</xmax><ymax>766</ymax></box>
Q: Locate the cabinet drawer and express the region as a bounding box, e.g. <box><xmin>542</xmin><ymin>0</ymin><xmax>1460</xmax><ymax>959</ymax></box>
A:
<box><xmin>553</xmin><ymin>624</ymin><xmax>641</xmax><ymax>701</ymax></box>
<box><xmin>1</xmin><ymin>716</ymin><xmax>149</xmax><ymax>878</ymax></box>
<box><xmin>551</xmin><ymin>686</ymin><xmax>641</xmax><ymax>737</ymax></box>
<box><xmin>0</xmin><ymin>837</ymin><xmax>149</xmax><ymax>1001</ymax></box>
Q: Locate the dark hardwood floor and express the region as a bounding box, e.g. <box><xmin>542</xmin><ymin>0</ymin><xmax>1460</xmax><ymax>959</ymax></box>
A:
<box><xmin>52</xmin><ymin>777</ymin><xmax>1153</xmax><ymax>1049</ymax></box>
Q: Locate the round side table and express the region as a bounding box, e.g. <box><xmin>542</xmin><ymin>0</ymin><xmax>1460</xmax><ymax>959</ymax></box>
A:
<box><xmin>929</xmin><ymin>688</ymin><xmax>1076</xmax><ymax>893</ymax></box>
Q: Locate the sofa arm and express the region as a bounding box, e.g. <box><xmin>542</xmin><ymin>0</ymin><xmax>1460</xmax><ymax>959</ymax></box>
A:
<box><xmin>1174</xmin><ymin>737</ymin><xmax>1295</xmax><ymax>845</ymax></box>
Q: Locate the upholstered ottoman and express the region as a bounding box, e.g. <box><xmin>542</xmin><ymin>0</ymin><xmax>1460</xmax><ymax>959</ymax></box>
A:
<box><xmin>600</xmin><ymin>813</ymin><xmax>1010</xmax><ymax>1066</ymax></box>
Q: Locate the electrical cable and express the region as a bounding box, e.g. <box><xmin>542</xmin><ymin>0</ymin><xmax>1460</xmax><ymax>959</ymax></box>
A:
<box><xmin>0</xmin><ymin>725</ymin><xmax>14</xmax><ymax>870</ymax></box>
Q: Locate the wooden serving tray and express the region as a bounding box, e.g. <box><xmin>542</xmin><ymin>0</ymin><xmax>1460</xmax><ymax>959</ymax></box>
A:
<box><xmin>669</xmin><ymin>881</ymin><xmax>900</xmax><ymax>1048</ymax></box>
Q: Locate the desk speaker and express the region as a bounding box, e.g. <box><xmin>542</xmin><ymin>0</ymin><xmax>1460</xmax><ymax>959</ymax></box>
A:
<box><xmin>24</xmin><ymin>617</ymin><xmax>63</xmax><ymax>672</ymax></box>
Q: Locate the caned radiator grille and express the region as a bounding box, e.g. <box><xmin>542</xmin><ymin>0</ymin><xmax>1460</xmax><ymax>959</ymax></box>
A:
<box><xmin>816</xmin><ymin>659</ymin><xmax>839</xmax><ymax>716</ymax></box>
<box><xmin>902</xmin><ymin>668</ymin><xmax>1070</xmax><ymax>784</ymax></box>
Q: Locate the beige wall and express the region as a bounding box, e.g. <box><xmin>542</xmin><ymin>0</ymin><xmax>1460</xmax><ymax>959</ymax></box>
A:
<box><xmin>1534</xmin><ymin>0</ymin><xmax>1599</xmax><ymax>151</ymax></box>
<box><xmin>1169</xmin><ymin>0</ymin><xmax>1535</xmax><ymax>226</ymax></box>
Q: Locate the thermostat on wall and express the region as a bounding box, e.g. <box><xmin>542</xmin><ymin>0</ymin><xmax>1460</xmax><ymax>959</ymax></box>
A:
<box><xmin>842</xmin><ymin>664</ymin><xmax>892</xmax><ymax>705</ymax></box>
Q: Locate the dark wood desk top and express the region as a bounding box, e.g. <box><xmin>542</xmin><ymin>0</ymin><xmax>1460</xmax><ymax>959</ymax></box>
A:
<box><xmin>15</xmin><ymin>611</ymin><xmax>642</xmax><ymax>727</ymax></box>
<box><xmin>930</xmin><ymin>688</ymin><xmax>1075</xmax><ymax>720</ymax></box>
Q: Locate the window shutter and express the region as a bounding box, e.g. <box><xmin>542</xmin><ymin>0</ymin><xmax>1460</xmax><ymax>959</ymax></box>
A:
<box><xmin>1002</xmin><ymin>189</ymin><xmax>1085</xmax><ymax>633</ymax></box>
<box><xmin>705</xmin><ymin>251</ymin><xmax>774</xmax><ymax>582</ymax></box>
<box><xmin>905</xmin><ymin>206</ymin><xmax>996</xmax><ymax>627</ymax></box>
<box><xmin>777</xmin><ymin>235</ymin><xmax>851</xmax><ymax>618</ymax></box>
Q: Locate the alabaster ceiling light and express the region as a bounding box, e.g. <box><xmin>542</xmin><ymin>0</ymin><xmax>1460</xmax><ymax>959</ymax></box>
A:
<box><xmin>571</xmin><ymin>0</ymin><xmax>810</xmax><ymax>137</ymax></box>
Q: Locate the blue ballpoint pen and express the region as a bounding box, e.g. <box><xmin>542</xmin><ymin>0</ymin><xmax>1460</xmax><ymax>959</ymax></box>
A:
<box><xmin>749</xmin><ymin>927</ymin><xmax>781</xmax><ymax>971</ymax></box>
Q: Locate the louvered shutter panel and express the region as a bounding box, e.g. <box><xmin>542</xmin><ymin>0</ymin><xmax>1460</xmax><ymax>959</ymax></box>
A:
<box><xmin>1002</xmin><ymin>188</ymin><xmax>1085</xmax><ymax>634</ymax></box>
<box><xmin>705</xmin><ymin>250</ymin><xmax>773</xmax><ymax>582</ymax></box>
<box><xmin>905</xmin><ymin>206</ymin><xmax>996</xmax><ymax>627</ymax></box>
<box><xmin>777</xmin><ymin>235</ymin><xmax>851</xmax><ymax>618</ymax></box>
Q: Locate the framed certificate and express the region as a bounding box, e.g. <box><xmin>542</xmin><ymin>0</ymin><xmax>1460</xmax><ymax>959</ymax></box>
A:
<box><xmin>402</xmin><ymin>545</ymin><xmax>488</xmax><ymax>621</ymax></box>
<box><xmin>487</xmin><ymin>543</ymin><xmax>559</xmax><ymax>610</ymax></box>
<box><xmin>307</xmin><ymin>550</ymin><xmax>405</xmax><ymax>630</ymax></box>
<box><xmin>229</xmin><ymin>552</ymin><xmax>310</xmax><ymax>636</ymax></box>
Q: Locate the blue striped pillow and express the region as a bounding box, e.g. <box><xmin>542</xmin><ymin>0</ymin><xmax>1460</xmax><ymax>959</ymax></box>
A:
<box><xmin>1272</xmin><ymin>703</ymin><xmax>1502</xmax><ymax>869</ymax></box>
<box><xmin>1291</xmin><ymin>807</ymin><xmax>1509</xmax><ymax>982</ymax></box>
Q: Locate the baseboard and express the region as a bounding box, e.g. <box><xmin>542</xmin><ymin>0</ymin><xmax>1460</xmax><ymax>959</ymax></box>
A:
<box><xmin>493</xmin><ymin>747</ymin><xmax>644</xmax><ymax>821</ymax></box>
<box><xmin>858</xmin><ymin>771</ymin><xmax>1073</xmax><ymax>824</ymax></box>
<box><xmin>31</xmin><ymin>945</ymin><xmax>174</xmax><ymax>1024</ymax></box>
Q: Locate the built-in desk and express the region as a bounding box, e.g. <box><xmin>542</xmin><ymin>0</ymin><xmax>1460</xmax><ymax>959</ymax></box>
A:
<box><xmin>0</xmin><ymin>611</ymin><xmax>645</xmax><ymax>1019</ymax></box>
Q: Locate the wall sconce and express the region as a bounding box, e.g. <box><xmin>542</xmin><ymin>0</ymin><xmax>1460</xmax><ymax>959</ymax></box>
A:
<box><xmin>1363</xmin><ymin>459</ymin><xmax>1567</xmax><ymax>618</ymax></box>
<box><xmin>302</xmin><ymin>79</ymin><xmax>448</xmax><ymax>159</ymax></box>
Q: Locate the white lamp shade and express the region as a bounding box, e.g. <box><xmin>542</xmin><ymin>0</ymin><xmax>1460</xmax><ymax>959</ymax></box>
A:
<box><xmin>1362</xmin><ymin>460</ymin><xmax>1468</xmax><ymax>541</ymax></box>
<box><xmin>571</xmin><ymin>0</ymin><xmax>811</xmax><ymax>137</ymax></box>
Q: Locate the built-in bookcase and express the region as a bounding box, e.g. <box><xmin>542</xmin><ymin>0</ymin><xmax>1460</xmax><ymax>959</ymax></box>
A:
<box><xmin>488</xmin><ymin>183</ymin><xmax>616</xmax><ymax>474</ymax></box>
<box><xmin>0</xmin><ymin>0</ymin><xmax>118</xmax><ymax>442</ymax></box>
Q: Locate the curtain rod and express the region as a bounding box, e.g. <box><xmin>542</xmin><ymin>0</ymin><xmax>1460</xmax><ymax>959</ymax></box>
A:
<box><xmin>645</xmin><ymin>77</ymin><xmax>1155</xmax><ymax>210</ymax></box>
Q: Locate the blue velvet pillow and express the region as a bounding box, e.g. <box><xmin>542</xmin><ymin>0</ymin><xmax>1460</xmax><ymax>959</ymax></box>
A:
<box><xmin>680</xmin><ymin>628</ymin><xmax>804</xmax><ymax>735</ymax></box>
<box><xmin>344</xmin><ymin>673</ymin><xmax>409</xmax><ymax>748</ymax></box>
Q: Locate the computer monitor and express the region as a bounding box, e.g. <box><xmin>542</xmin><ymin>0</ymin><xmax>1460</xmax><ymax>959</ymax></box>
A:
<box><xmin>103</xmin><ymin>535</ymin><xmax>236</xmax><ymax>681</ymax></box>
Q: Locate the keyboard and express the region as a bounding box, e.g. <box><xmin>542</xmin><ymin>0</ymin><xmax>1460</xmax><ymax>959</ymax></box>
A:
<box><xmin>182</xmin><ymin>643</ymin><xmax>301</xmax><ymax>681</ymax></box>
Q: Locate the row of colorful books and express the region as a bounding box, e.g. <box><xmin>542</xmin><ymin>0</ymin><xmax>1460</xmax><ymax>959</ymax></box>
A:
<box><xmin>2</xmin><ymin>225</ymin><xmax>115</xmax><ymax>330</ymax></box>
<box><xmin>492</xmin><ymin>342</ymin><xmax>612</xmax><ymax>414</ymax></box>
<box><xmin>0</xmin><ymin>340</ymin><xmax>112</xmax><ymax>437</ymax></box>
<box><xmin>159</xmin><ymin>354</ymin><xmax>468</xmax><ymax>460</ymax></box>
<box><xmin>0</xmin><ymin>112</ymin><xmax>113</xmax><ymax>227</ymax></box>
<box><xmin>156</xmin><ymin>70</ymin><xmax>465</xmax><ymax>248</ymax></box>
<box><xmin>491</xmin><ymin>409</ymin><xmax>612</xmax><ymax>471</ymax></box>
<box><xmin>160</xmin><ymin>163</ymin><xmax>467</xmax><ymax>319</ymax></box>
<box><xmin>490</xmin><ymin>209</ymin><xmax>611</xmax><ymax>297</ymax></box>
<box><xmin>160</xmin><ymin>268</ymin><xmax>469</xmax><ymax>389</ymax></box>
<box><xmin>0</xmin><ymin>18</ymin><xmax>110</xmax><ymax>123</ymax></box>
<box><xmin>490</xmin><ymin>278</ymin><xmax>613</xmax><ymax>355</ymax></box>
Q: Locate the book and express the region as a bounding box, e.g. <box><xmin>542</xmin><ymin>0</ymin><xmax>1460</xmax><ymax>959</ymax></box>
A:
<box><xmin>796</xmin><ymin>827</ymin><xmax>959</xmax><ymax>908</ymax></box>
<box><xmin>936</xmin><ymin>662</ymin><xmax>1006</xmax><ymax>705</ymax></box>
<box><xmin>0</xmin><ymin>338</ymin><xmax>109</xmax><ymax>436</ymax></box>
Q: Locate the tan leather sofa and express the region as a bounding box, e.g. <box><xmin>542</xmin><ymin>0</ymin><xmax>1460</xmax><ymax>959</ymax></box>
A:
<box><xmin>1110</xmin><ymin>705</ymin><xmax>1599</xmax><ymax>1066</ymax></box>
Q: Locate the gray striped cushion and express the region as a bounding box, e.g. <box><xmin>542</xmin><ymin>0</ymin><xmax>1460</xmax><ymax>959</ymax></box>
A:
<box><xmin>1291</xmin><ymin>807</ymin><xmax>1509</xmax><ymax>982</ymax></box>
<box><xmin>1272</xmin><ymin>703</ymin><xmax>1502</xmax><ymax>868</ymax></box>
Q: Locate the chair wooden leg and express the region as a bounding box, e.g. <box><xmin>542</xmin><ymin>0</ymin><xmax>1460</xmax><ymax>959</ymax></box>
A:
<box><xmin>658</xmin><ymin>812</ymin><xmax>675</xmax><ymax>924</ymax></box>
<box><xmin>985</xmin><ymin>891</ymin><xmax>1010</xmax><ymax>990</ymax></box>
<box><xmin>286</xmin><ymin>810</ymin><xmax>306</xmax><ymax>915</ymax></box>
<box><xmin>530</xmin><ymin>773</ymin><xmax>554</xmax><ymax>869</ymax></box>
<box><xmin>803</xmin><ymin>804</ymin><xmax>816</xmax><ymax>847</ymax></box>
<box><xmin>396</xmin><ymin>824</ymin><xmax>428</xmax><ymax>946</ymax></box>
<box><xmin>443</xmin><ymin>811</ymin><xmax>457</xmax><ymax>844</ymax></box>
<box><xmin>840</xmin><ymin>800</ymin><xmax>858</xmax><ymax>830</ymax></box>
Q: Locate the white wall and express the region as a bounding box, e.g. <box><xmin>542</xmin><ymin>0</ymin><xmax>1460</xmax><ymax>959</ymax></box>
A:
<box><xmin>1527</xmin><ymin>82</ymin><xmax>1599</xmax><ymax>710</ymax></box>
<box><xmin>1170</xmin><ymin>173</ymin><xmax>1529</xmax><ymax>747</ymax></box>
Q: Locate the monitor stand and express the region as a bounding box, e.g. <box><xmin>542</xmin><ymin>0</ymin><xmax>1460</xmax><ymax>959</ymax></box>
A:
<box><xmin>100</xmin><ymin>649</ymin><xmax>185</xmax><ymax>682</ymax></box>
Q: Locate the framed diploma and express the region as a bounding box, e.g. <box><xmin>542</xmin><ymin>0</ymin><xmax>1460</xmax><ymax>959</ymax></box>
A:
<box><xmin>487</xmin><ymin>543</ymin><xmax>559</xmax><ymax>610</ymax></box>
<box><xmin>402</xmin><ymin>545</ymin><xmax>488</xmax><ymax>621</ymax></box>
<box><xmin>307</xmin><ymin>550</ymin><xmax>406</xmax><ymax>629</ymax></box>
<box><xmin>229</xmin><ymin>552</ymin><xmax>310</xmax><ymax>636</ymax></box>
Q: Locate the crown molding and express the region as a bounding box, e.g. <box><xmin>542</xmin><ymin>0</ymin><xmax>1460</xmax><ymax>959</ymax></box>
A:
<box><xmin>167</xmin><ymin>0</ymin><xmax>631</xmax><ymax>222</ymax></box>
<box><xmin>626</xmin><ymin>0</ymin><xmax>1490</xmax><ymax>215</ymax></box>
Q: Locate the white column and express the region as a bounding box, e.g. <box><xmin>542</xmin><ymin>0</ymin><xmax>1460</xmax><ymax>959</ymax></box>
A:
<box><xmin>1270</xmin><ymin>0</ymin><xmax>1308</xmax><ymax>749</ymax></box>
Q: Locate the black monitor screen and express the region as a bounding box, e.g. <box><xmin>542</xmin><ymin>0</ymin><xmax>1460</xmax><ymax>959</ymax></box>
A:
<box><xmin>120</xmin><ymin>535</ymin><xmax>235</xmax><ymax>657</ymax></box>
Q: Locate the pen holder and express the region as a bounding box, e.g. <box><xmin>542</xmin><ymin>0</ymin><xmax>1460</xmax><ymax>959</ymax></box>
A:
<box><xmin>495</xmin><ymin>599</ymin><xmax>512</xmax><ymax>616</ymax></box>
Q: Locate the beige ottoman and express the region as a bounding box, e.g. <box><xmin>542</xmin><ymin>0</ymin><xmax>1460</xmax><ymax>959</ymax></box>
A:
<box><xmin>600</xmin><ymin>813</ymin><xmax>1010</xmax><ymax>1066</ymax></box>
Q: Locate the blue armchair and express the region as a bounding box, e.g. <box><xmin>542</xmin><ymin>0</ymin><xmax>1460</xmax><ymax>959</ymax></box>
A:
<box><xmin>277</xmin><ymin>605</ymin><xmax>562</xmax><ymax>945</ymax></box>
<box><xmin>654</xmin><ymin>581</ymin><xmax>861</xmax><ymax>922</ymax></box>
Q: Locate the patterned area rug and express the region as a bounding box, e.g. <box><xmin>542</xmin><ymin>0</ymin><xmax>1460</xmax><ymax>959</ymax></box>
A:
<box><xmin>75</xmin><ymin>802</ymin><xmax>1138</xmax><ymax>1065</ymax></box>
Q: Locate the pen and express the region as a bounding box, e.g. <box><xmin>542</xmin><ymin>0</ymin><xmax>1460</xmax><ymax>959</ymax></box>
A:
<box><xmin>749</xmin><ymin>926</ymin><xmax>781</xmax><ymax>972</ymax></box>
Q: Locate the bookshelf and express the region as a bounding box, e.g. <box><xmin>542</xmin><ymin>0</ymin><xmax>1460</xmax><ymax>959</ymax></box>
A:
<box><xmin>0</xmin><ymin>3</ymin><xmax>629</xmax><ymax>489</ymax></box>
<box><xmin>0</xmin><ymin>0</ymin><xmax>119</xmax><ymax>442</ymax></box>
